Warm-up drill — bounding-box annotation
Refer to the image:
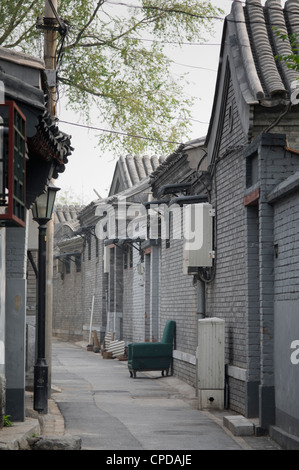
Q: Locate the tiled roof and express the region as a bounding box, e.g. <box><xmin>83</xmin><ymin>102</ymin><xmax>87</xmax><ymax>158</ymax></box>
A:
<box><xmin>150</xmin><ymin>143</ymin><xmax>186</xmax><ymax>181</ymax></box>
<box><xmin>227</xmin><ymin>0</ymin><xmax>299</xmax><ymax>105</ymax></box>
<box><xmin>118</xmin><ymin>154</ymin><xmax>166</xmax><ymax>187</ymax></box>
<box><xmin>108</xmin><ymin>154</ymin><xmax>166</xmax><ymax>196</ymax></box>
<box><xmin>54</xmin><ymin>204</ymin><xmax>84</xmax><ymax>226</ymax></box>
<box><xmin>0</xmin><ymin>46</ymin><xmax>44</xmax><ymax>70</ymax></box>
<box><xmin>150</xmin><ymin>137</ymin><xmax>206</xmax><ymax>181</ymax></box>
<box><xmin>54</xmin><ymin>204</ymin><xmax>85</xmax><ymax>249</ymax></box>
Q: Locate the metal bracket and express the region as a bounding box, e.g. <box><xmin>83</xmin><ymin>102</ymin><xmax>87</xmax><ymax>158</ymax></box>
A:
<box><xmin>45</xmin><ymin>69</ymin><xmax>57</xmax><ymax>87</ymax></box>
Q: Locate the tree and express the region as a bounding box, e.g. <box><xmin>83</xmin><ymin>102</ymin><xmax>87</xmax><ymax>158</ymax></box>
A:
<box><xmin>0</xmin><ymin>0</ymin><xmax>223</xmax><ymax>154</ymax></box>
<box><xmin>55</xmin><ymin>186</ymin><xmax>86</xmax><ymax>206</ymax></box>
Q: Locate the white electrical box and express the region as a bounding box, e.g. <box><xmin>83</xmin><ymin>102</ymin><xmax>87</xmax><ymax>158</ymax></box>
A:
<box><xmin>197</xmin><ymin>317</ymin><xmax>225</xmax><ymax>410</ymax></box>
<box><xmin>183</xmin><ymin>203</ymin><xmax>214</xmax><ymax>273</ymax></box>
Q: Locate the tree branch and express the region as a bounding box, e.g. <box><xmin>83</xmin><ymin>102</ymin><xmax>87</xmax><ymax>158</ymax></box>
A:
<box><xmin>66</xmin><ymin>10</ymin><xmax>164</xmax><ymax>51</ymax></box>
<box><xmin>73</xmin><ymin>0</ymin><xmax>106</xmax><ymax>48</ymax></box>
<box><xmin>0</xmin><ymin>0</ymin><xmax>39</xmax><ymax>44</ymax></box>
<box><xmin>4</xmin><ymin>23</ymin><xmax>37</xmax><ymax>49</ymax></box>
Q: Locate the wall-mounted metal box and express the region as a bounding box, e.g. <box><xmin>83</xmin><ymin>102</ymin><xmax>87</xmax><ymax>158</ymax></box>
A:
<box><xmin>183</xmin><ymin>202</ymin><xmax>214</xmax><ymax>273</ymax></box>
<box><xmin>197</xmin><ymin>317</ymin><xmax>225</xmax><ymax>410</ymax></box>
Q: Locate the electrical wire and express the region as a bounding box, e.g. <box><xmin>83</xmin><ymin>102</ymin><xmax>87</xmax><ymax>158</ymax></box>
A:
<box><xmin>46</xmin><ymin>0</ymin><xmax>68</xmax><ymax>34</ymax></box>
<box><xmin>171</xmin><ymin>61</ymin><xmax>217</xmax><ymax>72</ymax></box>
<box><xmin>53</xmin><ymin>1</ymin><xmax>299</xmax><ymax>146</ymax></box>
<box><xmin>104</xmin><ymin>0</ymin><xmax>299</xmax><ymax>28</ymax></box>
<box><xmin>58</xmin><ymin>119</ymin><xmax>183</xmax><ymax>145</ymax></box>
<box><xmin>127</xmin><ymin>37</ymin><xmax>222</xmax><ymax>46</ymax></box>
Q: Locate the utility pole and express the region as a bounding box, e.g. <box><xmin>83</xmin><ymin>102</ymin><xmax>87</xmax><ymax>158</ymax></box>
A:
<box><xmin>44</xmin><ymin>0</ymin><xmax>57</xmax><ymax>118</ymax></box>
<box><xmin>44</xmin><ymin>0</ymin><xmax>58</xmax><ymax>398</ymax></box>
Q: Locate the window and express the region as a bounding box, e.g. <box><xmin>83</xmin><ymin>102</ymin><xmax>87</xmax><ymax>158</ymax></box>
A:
<box><xmin>123</xmin><ymin>246</ymin><xmax>133</xmax><ymax>268</ymax></box>
<box><xmin>0</xmin><ymin>101</ymin><xmax>26</xmax><ymax>227</ymax></box>
<box><xmin>246</xmin><ymin>151</ymin><xmax>259</xmax><ymax>188</ymax></box>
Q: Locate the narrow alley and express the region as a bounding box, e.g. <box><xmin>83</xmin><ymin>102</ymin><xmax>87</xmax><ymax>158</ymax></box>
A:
<box><xmin>51</xmin><ymin>340</ymin><xmax>281</xmax><ymax>452</ymax></box>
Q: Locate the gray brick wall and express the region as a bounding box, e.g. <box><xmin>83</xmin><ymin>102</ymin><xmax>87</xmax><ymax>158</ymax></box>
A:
<box><xmin>132</xmin><ymin>248</ymin><xmax>145</xmax><ymax>342</ymax></box>
<box><xmin>26</xmin><ymin>249</ymin><xmax>37</xmax><ymax>316</ymax></box>
<box><xmin>272</xmin><ymin>188</ymin><xmax>299</xmax><ymax>437</ymax></box>
<box><xmin>253</xmin><ymin>106</ymin><xmax>299</xmax><ymax>150</ymax></box>
<box><xmin>206</xmin><ymin>148</ymin><xmax>247</xmax><ymax>368</ymax></box>
<box><xmin>160</xmin><ymin>234</ymin><xmax>198</xmax><ymax>387</ymax></box>
<box><xmin>53</xmin><ymin>256</ymin><xmax>84</xmax><ymax>341</ymax></box>
<box><xmin>205</xmin><ymin>75</ymin><xmax>248</xmax><ymax>412</ymax></box>
<box><xmin>149</xmin><ymin>245</ymin><xmax>160</xmax><ymax>342</ymax></box>
<box><xmin>122</xmin><ymin>250</ymin><xmax>134</xmax><ymax>343</ymax></box>
<box><xmin>274</xmin><ymin>193</ymin><xmax>299</xmax><ymax>301</ymax></box>
<box><xmin>6</xmin><ymin>227</ymin><xmax>27</xmax><ymax>279</ymax></box>
<box><xmin>121</xmin><ymin>245</ymin><xmax>146</xmax><ymax>343</ymax></box>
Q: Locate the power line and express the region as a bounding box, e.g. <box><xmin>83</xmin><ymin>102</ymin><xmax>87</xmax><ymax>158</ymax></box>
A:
<box><xmin>58</xmin><ymin>119</ymin><xmax>183</xmax><ymax>145</ymax></box>
<box><xmin>171</xmin><ymin>61</ymin><xmax>216</xmax><ymax>72</ymax></box>
<box><xmin>128</xmin><ymin>37</ymin><xmax>222</xmax><ymax>47</ymax></box>
<box><xmin>105</xmin><ymin>1</ymin><xmax>299</xmax><ymax>27</ymax></box>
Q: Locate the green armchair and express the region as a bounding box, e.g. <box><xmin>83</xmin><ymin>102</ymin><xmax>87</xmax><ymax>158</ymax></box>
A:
<box><xmin>128</xmin><ymin>320</ymin><xmax>176</xmax><ymax>378</ymax></box>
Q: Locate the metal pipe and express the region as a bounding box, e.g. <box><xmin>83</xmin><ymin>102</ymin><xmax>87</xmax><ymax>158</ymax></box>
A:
<box><xmin>34</xmin><ymin>224</ymin><xmax>48</xmax><ymax>414</ymax></box>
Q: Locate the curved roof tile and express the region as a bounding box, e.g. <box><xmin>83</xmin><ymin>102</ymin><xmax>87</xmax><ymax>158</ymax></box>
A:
<box><xmin>113</xmin><ymin>154</ymin><xmax>165</xmax><ymax>191</ymax></box>
<box><xmin>247</xmin><ymin>0</ymin><xmax>286</xmax><ymax>97</ymax></box>
<box><xmin>266</xmin><ymin>0</ymin><xmax>299</xmax><ymax>94</ymax></box>
<box><xmin>285</xmin><ymin>0</ymin><xmax>299</xmax><ymax>39</ymax></box>
<box><xmin>229</xmin><ymin>0</ymin><xmax>299</xmax><ymax>104</ymax></box>
<box><xmin>232</xmin><ymin>1</ymin><xmax>265</xmax><ymax>101</ymax></box>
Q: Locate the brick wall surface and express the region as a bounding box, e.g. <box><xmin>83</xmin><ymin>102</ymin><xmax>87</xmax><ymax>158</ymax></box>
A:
<box><xmin>53</xmin><ymin>260</ymin><xmax>84</xmax><ymax>340</ymax></box>
<box><xmin>207</xmin><ymin>148</ymin><xmax>247</xmax><ymax>367</ymax></box>
<box><xmin>205</xmin><ymin>76</ymin><xmax>248</xmax><ymax>412</ymax></box>
<box><xmin>82</xmin><ymin>237</ymin><xmax>103</xmax><ymax>341</ymax></box>
<box><xmin>6</xmin><ymin>227</ymin><xmax>27</xmax><ymax>279</ymax></box>
<box><xmin>160</xmin><ymin>234</ymin><xmax>198</xmax><ymax>387</ymax></box>
<box><xmin>122</xmin><ymin>254</ymin><xmax>134</xmax><ymax>343</ymax></box>
<box><xmin>53</xmin><ymin>232</ymin><xmax>107</xmax><ymax>342</ymax></box>
<box><xmin>272</xmin><ymin>188</ymin><xmax>299</xmax><ymax>437</ymax></box>
<box><xmin>26</xmin><ymin>249</ymin><xmax>38</xmax><ymax>316</ymax></box>
<box><xmin>132</xmin><ymin>248</ymin><xmax>146</xmax><ymax>342</ymax></box>
<box><xmin>273</xmin><ymin>192</ymin><xmax>299</xmax><ymax>301</ymax></box>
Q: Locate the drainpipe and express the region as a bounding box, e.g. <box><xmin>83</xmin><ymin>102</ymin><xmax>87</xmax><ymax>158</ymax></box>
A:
<box><xmin>196</xmin><ymin>279</ymin><xmax>206</xmax><ymax>398</ymax></box>
<box><xmin>197</xmin><ymin>279</ymin><xmax>206</xmax><ymax>319</ymax></box>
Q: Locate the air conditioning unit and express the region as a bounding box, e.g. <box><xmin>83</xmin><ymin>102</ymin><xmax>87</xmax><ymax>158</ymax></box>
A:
<box><xmin>183</xmin><ymin>203</ymin><xmax>214</xmax><ymax>274</ymax></box>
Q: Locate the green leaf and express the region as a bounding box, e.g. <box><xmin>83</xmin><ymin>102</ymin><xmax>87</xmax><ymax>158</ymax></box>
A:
<box><xmin>0</xmin><ymin>0</ymin><xmax>223</xmax><ymax>154</ymax></box>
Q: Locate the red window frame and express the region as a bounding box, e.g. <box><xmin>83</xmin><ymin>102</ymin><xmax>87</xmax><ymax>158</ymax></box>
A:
<box><xmin>0</xmin><ymin>101</ymin><xmax>26</xmax><ymax>227</ymax></box>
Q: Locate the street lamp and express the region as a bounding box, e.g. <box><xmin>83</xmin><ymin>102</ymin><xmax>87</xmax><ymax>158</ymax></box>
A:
<box><xmin>32</xmin><ymin>182</ymin><xmax>60</xmax><ymax>414</ymax></box>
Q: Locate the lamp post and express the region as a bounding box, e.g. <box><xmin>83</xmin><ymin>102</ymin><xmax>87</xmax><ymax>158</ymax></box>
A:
<box><xmin>31</xmin><ymin>182</ymin><xmax>59</xmax><ymax>414</ymax></box>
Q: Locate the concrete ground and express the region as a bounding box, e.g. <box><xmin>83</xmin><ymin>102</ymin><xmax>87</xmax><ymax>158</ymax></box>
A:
<box><xmin>0</xmin><ymin>339</ymin><xmax>283</xmax><ymax>452</ymax></box>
